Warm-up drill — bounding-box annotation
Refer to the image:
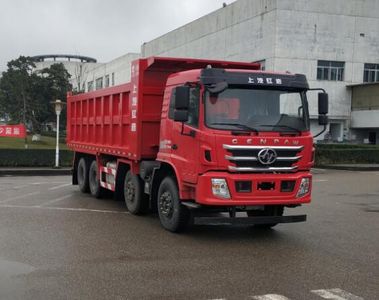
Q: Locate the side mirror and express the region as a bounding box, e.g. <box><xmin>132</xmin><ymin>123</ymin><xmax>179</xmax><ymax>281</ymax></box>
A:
<box><xmin>174</xmin><ymin>86</ymin><xmax>190</xmax><ymax>110</ymax></box>
<box><xmin>173</xmin><ymin>110</ymin><xmax>189</xmax><ymax>122</ymax></box>
<box><xmin>310</xmin><ymin>89</ymin><xmax>329</xmax><ymax>137</ymax></box>
<box><xmin>318</xmin><ymin>93</ymin><xmax>329</xmax><ymax>115</ymax></box>
<box><xmin>318</xmin><ymin>115</ymin><xmax>328</xmax><ymax>126</ymax></box>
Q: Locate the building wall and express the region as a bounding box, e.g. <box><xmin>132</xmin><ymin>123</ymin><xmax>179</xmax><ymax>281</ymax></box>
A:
<box><xmin>141</xmin><ymin>0</ymin><xmax>277</xmax><ymax>67</ymax></box>
<box><xmin>140</xmin><ymin>0</ymin><xmax>379</xmax><ymax>142</ymax></box>
<box><xmin>274</xmin><ymin>0</ymin><xmax>379</xmax><ymax>119</ymax></box>
<box><xmin>82</xmin><ymin>53</ymin><xmax>140</xmax><ymax>92</ymax></box>
<box><xmin>350</xmin><ymin>83</ymin><xmax>379</xmax><ymax>138</ymax></box>
<box><xmin>351</xmin><ymin>83</ymin><xmax>379</xmax><ymax>110</ymax></box>
<box><xmin>351</xmin><ymin>110</ymin><xmax>379</xmax><ymax>128</ymax></box>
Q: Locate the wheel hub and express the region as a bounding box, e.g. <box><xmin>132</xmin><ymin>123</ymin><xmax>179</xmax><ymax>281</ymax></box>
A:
<box><xmin>125</xmin><ymin>180</ymin><xmax>135</xmax><ymax>203</ymax></box>
<box><xmin>159</xmin><ymin>191</ymin><xmax>173</xmax><ymax>217</ymax></box>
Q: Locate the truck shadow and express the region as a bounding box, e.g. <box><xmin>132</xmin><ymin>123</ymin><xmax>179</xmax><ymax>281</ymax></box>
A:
<box><xmin>188</xmin><ymin>224</ymin><xmax>293</xmax><ymax>241</ymax></box>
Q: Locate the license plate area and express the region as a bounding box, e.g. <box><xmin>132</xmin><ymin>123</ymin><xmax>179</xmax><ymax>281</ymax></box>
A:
<box><xmin>257</xmin><ymin>181</ymin><xmax>275</xmax><ymax>191</ymax></box>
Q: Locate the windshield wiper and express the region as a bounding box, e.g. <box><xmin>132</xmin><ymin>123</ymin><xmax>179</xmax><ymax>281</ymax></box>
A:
<box><xmin>260</xmin><ymin>124</ymin><xmax>302</xmax><ymax>133</ymax></box>
<box><xmin>210</xmin><ymin>122</ymin><xmax>259</xmax><ymax>133</ymax></box>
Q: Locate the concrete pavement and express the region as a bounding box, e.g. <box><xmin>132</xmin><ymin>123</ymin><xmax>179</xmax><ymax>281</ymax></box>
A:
<box><xmin>0</xmin><ymin>171</ymin><xmax>378</xmax><ymax>299</ymax></box>
<box><xmin>0</xmin><ymin>167</ymin><xmax>71</xmax><ymax>176</ymax></box>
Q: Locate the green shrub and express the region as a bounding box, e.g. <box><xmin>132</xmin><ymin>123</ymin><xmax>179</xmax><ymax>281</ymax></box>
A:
<box><xmin>315</xmin><ymin>148</ymin><xmax>379</xmax><ymax>165</ymax></box>
<box><xmin>0</xmin><ymin>149</ymin><xmax>73</xmax><ymax>167</ymax></box>
<box><xmin>1</xmin><ymin>145</ymin><xmax>377</xmax><ymax>167</ymax></box>
<box><xmin>315</xmin><ymin>143</ymin><xmax>379</xmax><ymax>149</ymax></box>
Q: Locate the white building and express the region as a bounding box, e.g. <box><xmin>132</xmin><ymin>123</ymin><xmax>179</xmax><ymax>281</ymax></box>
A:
<box><xmin>82</xmin><ymin>53</ymin><xmax>140</xmax><ymax>92</ymax></box>
<box><xmin>32</xmin><ymin>54</ymin><xmax>102</xmax><ymax>92</ymax></box>
<box><xmin>140</xmin><ymin>0</ymin><xmax>379</xmax><ymax>142</ymax></box>
<box><xmin>68</xmin><ymin>0</ymin><xmax>379</xmax><ymax>143</ymax></box>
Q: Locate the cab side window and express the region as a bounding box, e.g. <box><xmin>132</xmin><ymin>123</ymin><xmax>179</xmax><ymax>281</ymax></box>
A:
<box><xmin>186</xmin><ymin>88</ymin><xmax>200</xmax><ymax>127</ymax></box>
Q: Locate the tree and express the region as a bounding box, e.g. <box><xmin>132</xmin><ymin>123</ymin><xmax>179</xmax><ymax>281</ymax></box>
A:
<box><xmin>0</xmin><ymin>56</ymin><xmax>35</xmax><ymax>127</ymax></box>
<box><xmin>39</xmin><ymin>63</ymin><xmax>72</xmax><ymax>130</ymax></box>
<box><xmin>0</xmin><ymin>56</ymin><xmax>71</xmax><ymax>133</ymax></box>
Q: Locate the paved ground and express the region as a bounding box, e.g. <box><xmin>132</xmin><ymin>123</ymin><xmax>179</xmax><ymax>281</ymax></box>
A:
<box><xmin>0</xmin><ymin>170</ymin><xmax>378</xmax><ymax>300</ymax></box>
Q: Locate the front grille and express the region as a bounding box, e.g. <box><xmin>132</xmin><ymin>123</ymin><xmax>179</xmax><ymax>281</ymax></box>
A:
<box><xmin>223</xmin><ymin>144</ymin><xmax>303</xmax><ymax>172</ymax></box>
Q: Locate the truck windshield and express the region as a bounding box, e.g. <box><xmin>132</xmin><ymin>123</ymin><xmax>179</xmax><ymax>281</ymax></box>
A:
<box><xmin>205</xmin><ymin>88</ymin><xmax>309</xmax><ymax>132</ymax></box>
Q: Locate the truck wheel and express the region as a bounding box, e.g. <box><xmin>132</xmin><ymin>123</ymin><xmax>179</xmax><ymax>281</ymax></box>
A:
<box><xmin>157</xmin><ymin>177</ymin><xmax>191</xmax><ymax>233</ymax></box>
<box><xmin>247</xmin><ymin>205</ymin><xmax>284</xmax><ymax>229</ymax></box>
<box><xmin>124</xmin><ymin>171</ymin><xmax>148</xmax><ymax>215</ymax></box>
<box><xmin>88</xmin><ymin>160</ymin><xmax>104</xmax><ymax>198</ymax></box>
<box><xmin>77</xmin><ymin>158</ymin><xmax>89</xmax><ymax>193</ymax></box>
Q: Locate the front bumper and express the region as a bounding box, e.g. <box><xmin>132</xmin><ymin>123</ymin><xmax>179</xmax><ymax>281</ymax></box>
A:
<box><xmin>195</xmin><ymin>171</ymin><xmax>312</xmax><ymax>206</ymax></box>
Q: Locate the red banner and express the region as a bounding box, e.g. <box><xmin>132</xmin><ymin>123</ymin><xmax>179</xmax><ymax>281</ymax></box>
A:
<box><xmin>0</xmin><ymin>124</ymin><xmax>26</xmax><ymax>138</ymax></box>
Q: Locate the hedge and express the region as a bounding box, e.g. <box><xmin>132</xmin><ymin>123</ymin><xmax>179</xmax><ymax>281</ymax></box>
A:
<box><xmin>315</xmin><ymin>143</ymin><xmax>379</xmax><ymax>150</ymax></box>
<box><xmin>315</xmin><ymin>148</ymin><xmax>379</xmax><ymax>165</ymax></box>
<box><xmin>0</xmin><ymin>146</ymin><xmax>378</xmax><ymax>167</ymax></box>
<box><xmin>0</xmin><ymin>149</ymin><xmax>73</xmax><ymax>167</ymax></box>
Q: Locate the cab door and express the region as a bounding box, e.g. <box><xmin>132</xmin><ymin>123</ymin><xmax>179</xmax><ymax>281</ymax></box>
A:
<box><xmin>170</xmin><ymin>87</ymin><xmax>200</xmax><ymax>184</ymax></box>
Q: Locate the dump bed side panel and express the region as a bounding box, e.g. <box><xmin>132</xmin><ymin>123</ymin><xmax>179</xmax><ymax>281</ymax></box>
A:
<box><xmin>67</xmin><ymin>59</ymin><xmax>174</xmax><ymax>160</ymax></box>
<box><xmin>67</xmin><ymin>84</ymin><xmax>133</xmax><ymax>158</ymax></box>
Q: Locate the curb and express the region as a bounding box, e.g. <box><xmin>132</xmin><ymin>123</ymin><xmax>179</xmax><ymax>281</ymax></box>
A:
<box><xmin>0</xmin><ymin>168</ymin><xmax>71</xmax><ymax>177</ymax></box>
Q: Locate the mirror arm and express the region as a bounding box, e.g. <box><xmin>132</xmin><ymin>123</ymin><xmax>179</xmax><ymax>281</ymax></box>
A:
<box><xmin>314</xmin><ymin>124</ymin><xmax>327</xmax><ymax>138</ymax></box>
<box><xmin>308</xmin><ymin>88</ymin><xmax>327</xmax><ymax>93</ymax></box>
<box><xmin>298</xmin><ymin>105</ymin><xmax>303</xmax><ymax>117</ymax></box>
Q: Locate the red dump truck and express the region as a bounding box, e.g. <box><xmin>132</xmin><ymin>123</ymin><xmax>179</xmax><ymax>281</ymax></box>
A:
<box><xmin>67</xmin><ymin>57</ymin><xmax>328</xmax><ymax>232</ymax></box>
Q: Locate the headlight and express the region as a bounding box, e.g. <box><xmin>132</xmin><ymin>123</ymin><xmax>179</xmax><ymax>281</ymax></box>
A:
<box><xmin>296</xmin><ymin>177</ymin><xmax>310</xmax><ymax>198</ymax></box>
<box><xmin>211</xmin><ymin>178</ymin><xmax>230</xmax><ymax>199</ymax></box>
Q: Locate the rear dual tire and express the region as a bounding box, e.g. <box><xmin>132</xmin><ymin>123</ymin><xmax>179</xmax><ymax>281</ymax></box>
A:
<box><xmin>77</xmin><ymin>158</ymin><xmax>104</xmax><ymax>198</ymax></box>
<box><xmin>124</xmin><ymin>171</ymin><xmax>149</xmax><ymax>215</ymax></box>
<box><xmin>88</xmin><ymin>160</ymin><xmax>105</xmax><ymax>198</ymax></box>
<box><xmin>77</xmin><ymin>158</ymin><xmax>90</xmax><ymax>193</ymax></box>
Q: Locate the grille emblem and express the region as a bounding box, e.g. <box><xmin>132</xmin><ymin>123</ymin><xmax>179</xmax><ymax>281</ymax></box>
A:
<box><xmin>257</xmin><ymin>148</ymin><xmax>277</xmax><ymax>165</ymax></box>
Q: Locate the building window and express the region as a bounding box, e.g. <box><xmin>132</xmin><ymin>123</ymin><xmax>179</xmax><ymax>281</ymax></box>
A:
<box><xmin>253</xmin><ymin>59</ymin><xmax>265</xmax><ymax>71</ymax></box>
<box><xmin>317</xmin><ymin>60</ymin><xmax>345</xmax><ymax>81</ymax></box>
<box><xmin>95</xmin><ymin>77</ymin><xmax>103</xmax><ymax>90</ymax></box>
<box><xmin>111</xmin><ymin>72</ymin><xmax>115</xmax><ymax>86</ymax></box>
<box><xmin>105</xmin><ymin>75</ymin><xmax>110</xmax><ymax>88</ymax></box>
<box><xmin>363</xmin><ymin>63</ymin><xmax>379</xmax><ymax>83</ymax></box>
<box><xmin>87</xmin><ymin>81</ymin><xmax>94</xmax><ymax>92</ymax></box>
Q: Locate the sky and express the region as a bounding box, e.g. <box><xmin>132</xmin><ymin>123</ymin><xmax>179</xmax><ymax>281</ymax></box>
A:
<box><xmin>0</xmin><ymin>0</ymin><xmax>236</xmax><ymax>72</ymax></box>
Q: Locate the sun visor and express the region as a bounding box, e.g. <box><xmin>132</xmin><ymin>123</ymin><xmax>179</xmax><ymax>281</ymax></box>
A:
<box><xmin>200</xmin><ymin>68</ymin><xmax>309</xmax><ymax>90</ymax></box>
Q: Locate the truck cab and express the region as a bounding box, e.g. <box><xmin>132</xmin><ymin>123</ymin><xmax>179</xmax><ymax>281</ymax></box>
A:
<box><xmin>68</xmin><ymin>57</ymin><xmax>328</xmax><ymax>233</ymax></box>
<box><xmin>154</xmin><ymin>66</ymin><xmax>327</xmax><ymax>231</ymax></box>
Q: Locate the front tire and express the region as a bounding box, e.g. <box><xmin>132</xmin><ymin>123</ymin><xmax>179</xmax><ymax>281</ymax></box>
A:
<box><xmin>247</xmin><ymin>205</ymin><xmax>284</xmax><ymax>229</ymax></box>
<box><xmin>77</xmin><ymin>157</ymin><xmax>89</xmax><ymax>193</ymax></box>
<box><xmin>124</xmin><ymin>171</ymin><xmax>148</xmax><ymax>215</ymax></box>
<box><xmin>88</xmin><ymin>160</ymin><xmax>104</xmax><ymax>198</ymax></box>
<box><xmin>157</xmin><ymin>177</ymin><xmax>191</xmax><ymax>233</ymax></box>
